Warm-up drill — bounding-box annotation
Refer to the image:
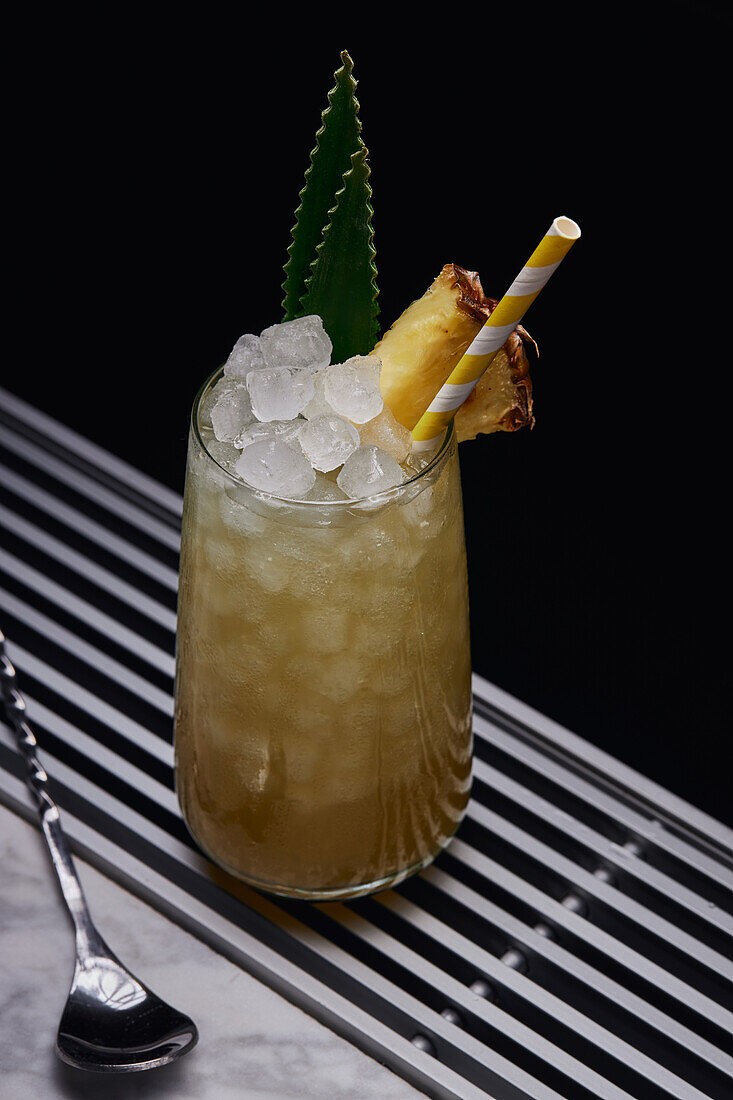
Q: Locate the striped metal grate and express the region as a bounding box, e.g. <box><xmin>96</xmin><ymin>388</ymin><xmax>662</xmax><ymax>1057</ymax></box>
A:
<box><xmin>1</xmin><ymin>384</ymin><xmax>732</xmax><ymax>1100</ymax></box>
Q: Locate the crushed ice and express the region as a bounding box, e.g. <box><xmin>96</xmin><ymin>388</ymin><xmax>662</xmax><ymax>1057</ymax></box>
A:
<box><xmin>202</xmin><ymin>316</ymin><xmax>410</xmax><ymax>500</ymax></box>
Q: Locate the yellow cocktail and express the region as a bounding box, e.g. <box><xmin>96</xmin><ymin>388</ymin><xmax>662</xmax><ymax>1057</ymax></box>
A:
<box><xmin>174</xmin><ymin>370</ymin><xmax>472</xmax><ymax>899</ymax></box>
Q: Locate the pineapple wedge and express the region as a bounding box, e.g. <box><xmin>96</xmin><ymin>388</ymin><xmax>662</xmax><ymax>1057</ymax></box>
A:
<box><xmin>373</xmin><ymin>264</ymin><xmax>493</xmax><ymax>431</ymax></box>
<box><xmin>454</xmin><ymin>326</ymin><xmax>537</xmax><ymax>442</ymax></box>
<box><xmin>373</xmin><ymin>263</ymin><xmax>537</xmax><ymax>440</ymax></box>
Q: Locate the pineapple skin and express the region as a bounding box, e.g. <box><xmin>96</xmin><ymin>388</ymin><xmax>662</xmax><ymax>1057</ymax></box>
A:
<box><xmin>373</xmin><ymin>264</ymin><xmax>493</xmax><ymax>431</ymax></box>
<box><xmin>454</xmin><ymin>327</ymin><xmax>536</xmax><ymax>442</ymax></box>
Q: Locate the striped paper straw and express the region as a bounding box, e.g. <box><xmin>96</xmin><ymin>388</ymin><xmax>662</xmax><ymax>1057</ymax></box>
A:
<box><xmin>411</xmin><ymin>215</ymin><xmax>581</xmax><ymax>450</ymax></box>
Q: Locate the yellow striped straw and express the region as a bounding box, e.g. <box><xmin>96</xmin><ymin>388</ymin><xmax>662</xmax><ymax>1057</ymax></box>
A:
<box><xmin>411</xmin><ymin>215</ymin><xmax>581</xmax><ymax>451</ymax></box>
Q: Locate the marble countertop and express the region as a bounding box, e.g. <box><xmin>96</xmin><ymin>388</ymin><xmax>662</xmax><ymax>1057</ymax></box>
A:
<box><xmin>0</xmin><ymin>802</ymin><xmax>424</xmax><ymax>1099</ymax></box>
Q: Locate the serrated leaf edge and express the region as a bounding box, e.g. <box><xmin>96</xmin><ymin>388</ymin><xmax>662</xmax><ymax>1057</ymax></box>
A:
<box><xmin>281</xmin><ymin>50</ymin><xmax>362</xmax><ymax>319</ymax></box>
<box><xmin>299</xmin><ymin>145</ymin><xmax>379</xmax><ymax>357</ymax></box>
<box><xmin>300</xmin><ymin>146</ymin><xmax>378</xmax><ymax>315</ymax></box>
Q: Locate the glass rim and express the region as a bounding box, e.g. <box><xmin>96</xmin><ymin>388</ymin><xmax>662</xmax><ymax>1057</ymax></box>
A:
<box><xmin>190</xmin><ymin>366</ymin><xmax>455</xmax><ymax>508</ymax></box>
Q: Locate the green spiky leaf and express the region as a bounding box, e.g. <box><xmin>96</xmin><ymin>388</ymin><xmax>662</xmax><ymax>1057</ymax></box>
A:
<box><xmin>299</xmin><ymin>146</ymin><xmax>379</xmax><ymax>362</ymax></box>
<box><xmin>282</xmin><ymin>50</ymin><xmax>379</xmax><ymax>359</ymax></box>
<box><xmin>282</xmin><ymin>51</ymin><xmax>363</xmax><ymax>320</ymax></box>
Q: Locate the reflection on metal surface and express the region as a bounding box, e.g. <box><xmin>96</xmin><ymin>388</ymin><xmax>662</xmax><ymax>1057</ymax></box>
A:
<box><xmin>72</xmin><ymin>956</ymin><xmax>147</xmax><ymax>1010</ymax></box>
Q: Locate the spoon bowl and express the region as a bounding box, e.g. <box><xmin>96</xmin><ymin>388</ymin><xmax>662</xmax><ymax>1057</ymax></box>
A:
<box><xmin>57</xmin><ymin>944</ymin><xmax>198</xmax><ymax>1072</ymax></box>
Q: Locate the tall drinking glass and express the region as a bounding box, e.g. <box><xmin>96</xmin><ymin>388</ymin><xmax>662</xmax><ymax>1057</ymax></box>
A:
<box><xmin>174</xmin><ymin>369</ymin><xmax>473</xmax><ymax>900</ymax></box>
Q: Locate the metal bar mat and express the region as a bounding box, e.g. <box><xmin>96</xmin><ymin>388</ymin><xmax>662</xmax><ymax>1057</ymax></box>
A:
<box><xmin>1</xmin><ymin>384</ymin><xmax>732</xmax><ymax>1100</ymax></box>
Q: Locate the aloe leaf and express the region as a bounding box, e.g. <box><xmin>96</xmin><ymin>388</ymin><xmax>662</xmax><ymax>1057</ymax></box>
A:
<box><xmin>299</xmin><ymin>146</ymin><xmax>379</xmax><ymax>363</ymax></box>
<box><xmin>281</xmin><ymin>51</ymin><xmax>364</xmax><ymax>321</ymax></box>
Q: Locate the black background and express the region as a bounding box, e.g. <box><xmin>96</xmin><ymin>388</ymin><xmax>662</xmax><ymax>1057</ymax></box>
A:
<box><xmin>5</xmin><ymin>6</ymin><xmax>732</xmax><ymax>824</ymax></box>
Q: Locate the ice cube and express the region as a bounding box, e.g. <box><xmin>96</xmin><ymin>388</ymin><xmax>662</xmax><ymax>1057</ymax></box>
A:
<box><xmin>204</xmin><ymin>437</ymin><xmax>241</xmax><ymax>471</ymax></box>
<box><xmin>235</xmin><ymin>419</ymin><xmax>305</xmax><ymax>449</ymax></box>
<box><xmin>246</xmin><ymin>367</ymin><xmax>315</xmax><ymax>422</ymax></box>
<box><xmin>302</xmin><ymin>369</ymin><xmax>336</xmax><ymax>419</ymax></box>
<box><xmin>211</xmin><ymin>381</ymin><xmax>256</xmax><ymax>442</ymax></box>
<box><xmin>234</xmin><ymin>437</ymin><xmax>316</xmax><ymax>498</ymax></box>
<box><xmin>259</xmin><ymin>315</ymin><xmax>332</xmax><ymax>372</ymax></box>
<box><xmin>199</xmin><ymin>375</ymin><xmax>238</xmax><ymax>429</ymax></box>
<box><xmin>298</xmin><ymin>414</ymin><xmax>360</xmax><ymax>472</ymax></box>
<box><xmin>337</xmin><ymin>445</ymin><xmax>404</xmax><ymax>498</ymax></box>
<box><xmin>403</xmin><ymin>483</ymin><xmax>436</xmax><ymax>528</ymax></box>
<box><xmin>223</xmin><ymin>333</ymin><xmax>267</xmax><ymax>377</ymax></box>
<box><xmin>403</xmin><ymin>444</ymin><xmax>439</xmax><ymax>475</ymax></box>
<box><xmin>324</xmin><ymin>355</ymin><xmax>383</xmax><ymax>423</ymax></box>
<box><xmin>304</xmin><ymin>473</ymin><xmax>349</xmax><ymax>502</ymax></box>
<box><xmin>357</xmin><ymin>405</ymin><xmax>412</xmax><ymax>463</ymax></box>
<box><xmin>219</xmin><ymin>492</ymin><xmax>267</xmax><ymax>537</ymax></box>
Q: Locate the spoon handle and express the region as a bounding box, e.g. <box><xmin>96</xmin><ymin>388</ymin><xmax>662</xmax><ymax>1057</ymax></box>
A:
<box><xmin>0</xmin><ymin>627</ymin><xmax>103</xmax><ymax>957</ymax></box>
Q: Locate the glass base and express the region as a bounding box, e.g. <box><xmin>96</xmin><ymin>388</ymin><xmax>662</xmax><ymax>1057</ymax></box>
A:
<box><xmin>221</xmin><ymin>849</ymin><xmax>440</xmax><ymax>901</ymax></box>
<box><xmin>186</xmin><ymin>815</ymin><xmax>466</xmax><ymax>902</ymax></box>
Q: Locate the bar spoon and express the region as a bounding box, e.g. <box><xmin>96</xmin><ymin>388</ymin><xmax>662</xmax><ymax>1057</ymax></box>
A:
<box><xmin>0</xmin><ymin>627</ymin><xmax>198</xmax><ymax>1072</ymax></box>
